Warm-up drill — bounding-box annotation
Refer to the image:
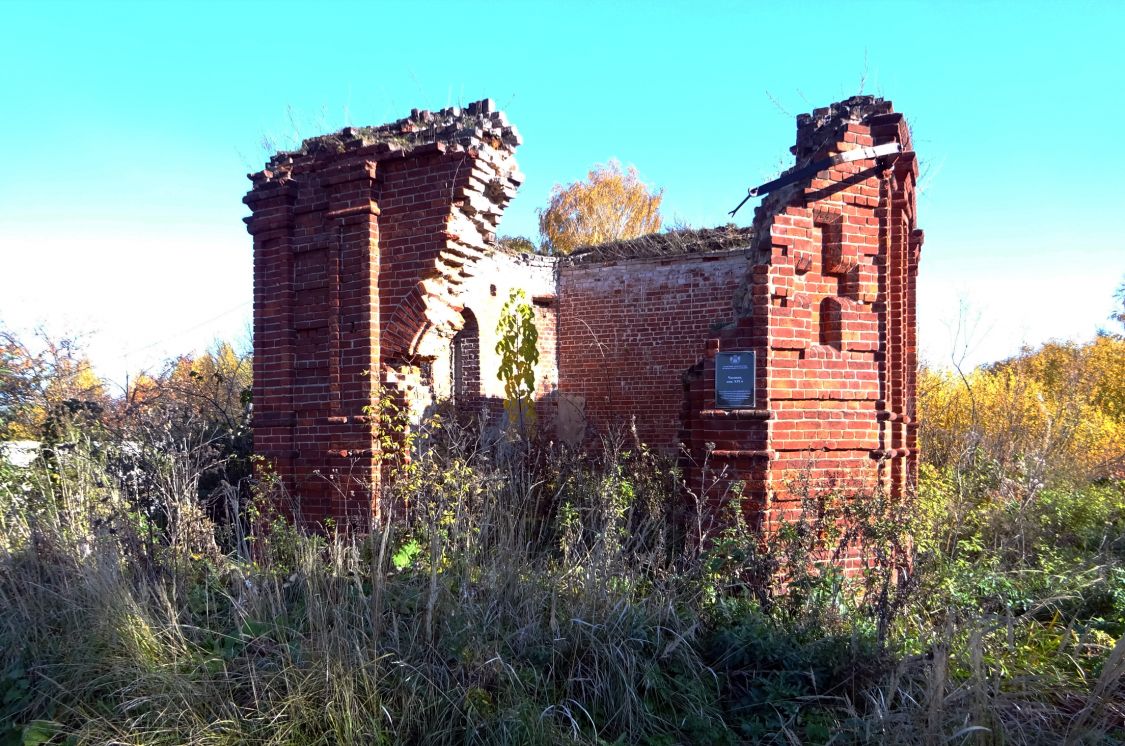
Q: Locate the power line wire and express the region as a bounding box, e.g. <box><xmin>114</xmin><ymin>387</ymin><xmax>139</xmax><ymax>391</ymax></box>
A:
<box><xmin>121</xmin><ymin>300</ymin><xmax>251</xmax><ymax>359</ymax></box>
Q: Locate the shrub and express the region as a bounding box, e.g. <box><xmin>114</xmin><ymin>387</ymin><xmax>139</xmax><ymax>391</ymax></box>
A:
<box><xmin>2</xmin><ymin>330</ymin><xmax>1123</xmax><ymax>743</ymax></box>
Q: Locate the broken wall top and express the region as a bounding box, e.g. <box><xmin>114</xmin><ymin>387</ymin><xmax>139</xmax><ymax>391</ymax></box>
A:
<box><xmin>792</xmin><ymin>95</ymin><xmax>896</xmax><ymax>160</ymax></box>
<box><xmin>563</xmin><ymin>226</ymin><xmax>754</xmax><ymax>264</ymax></box>
<box><xmin>248</xmin><ymin>98</ymin><xmax>522</xmax><ymax>188</ymax></box>
<box><xmin>745</xmin><ymin>95</ymin><xmax>912</xmax><ymax>254</ymax></box>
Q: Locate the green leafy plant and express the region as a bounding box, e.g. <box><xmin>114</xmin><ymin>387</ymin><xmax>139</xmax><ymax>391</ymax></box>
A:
<box><xmin>495</xmin><ymin>288</ymin><xmax>539</xmax><ymax>437</ymax></box>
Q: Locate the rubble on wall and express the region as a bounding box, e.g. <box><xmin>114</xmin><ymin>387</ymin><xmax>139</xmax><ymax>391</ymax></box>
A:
<box><xmin>736</xmin><ymin>95</ymin><xmax>901</xmax><ymax>318</ymax></box>
<box><xmin>791</xmin><ymin>95</ymin><xmax>896</xmax><ymax>161</ymax></box>
<box><xmin>563</xmin><ymin>226</ymin><xmax>753</xmax><ymax>264</ymax></box>
<box><xmin>247</xmin><ymin>95</ymin><xmax>921</xmax><ymax>549</ymax></box>
<box><xmin>252</xmin><ymin>99</ymin><xmax>523</xmax><ymax>186</ymax></box>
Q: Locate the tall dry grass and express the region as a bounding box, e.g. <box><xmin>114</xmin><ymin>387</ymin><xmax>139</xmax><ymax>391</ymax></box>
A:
<box><xmin>1</xmin><ymin>412</ymin><xmax>1122</xmax><ymax>744</ymax></box>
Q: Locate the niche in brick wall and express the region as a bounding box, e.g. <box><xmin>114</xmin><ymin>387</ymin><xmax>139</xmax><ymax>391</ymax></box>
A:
<box><xmin>452</xmin><ymin>309</ymin><xmax>481</xmax><ymax>413</ymax></box>
<box><xmin>815</xmin><ymin>209</ymin><xmax>846</xmax><ymax>276</ymax></box>
<box><xmin>819</xmin><ymin>296</ymin><xmax>843</xmax><ymax>350</ymax></box>
<box><xmin>812</xmin><ymin>209</ymin><xmax>846</xmax><ymax>349</ymax></box>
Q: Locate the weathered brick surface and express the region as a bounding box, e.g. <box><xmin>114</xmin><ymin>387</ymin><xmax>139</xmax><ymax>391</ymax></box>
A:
<box><xmin>246</xmin><ymin>101</ymin><xmax>533</xmax><ymax>526</ymax></box>
<box><xmin>247</xmin><ymin>96</ymin><xmax>921</xmax><ymax>562</ymax></box>
<box><xmin>557</xmin><ymin>250</ymin><xmax>748</xmax><ymax>449</ymax></box>
<box><xmin>682</xmin><ymin>96</ymin><xmax>922</xmax><ymax>551</ymax></box>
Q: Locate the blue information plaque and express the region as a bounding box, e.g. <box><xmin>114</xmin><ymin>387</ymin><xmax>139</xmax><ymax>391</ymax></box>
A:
<box><xmin>715</xmin><ymin>351</ymin><xmax>755</xmax><ymax>409</ymax></box>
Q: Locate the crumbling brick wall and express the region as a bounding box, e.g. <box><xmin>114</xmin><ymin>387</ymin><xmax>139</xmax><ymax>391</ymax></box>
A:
<box><xmin>247</xmin><ymin>96</ymin><xmax>920</xmax><ymax>547</ymax></box>
<box><xmin>245</xmin><ymin>101</ymin><xmax>551</xmax><ymax>526</ymax></box>
<box><xmin>681</xmin><ymin>97</ymin><xmax>922</xmax><ymax>558</ymax></box>
<box><xmin>556</xmin><ymin>231</ymin><xmax>751</xmax><ymax>449</ymax></box>
<box><xmin>435</xmin><ymin>249</ymin><xmax>557</xmax><ymax>425</ymax></box>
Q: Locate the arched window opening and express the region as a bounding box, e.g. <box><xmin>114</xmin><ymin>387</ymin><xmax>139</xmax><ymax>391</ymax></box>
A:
<box><xmin>452</xmin><ymin>310</ymin><xmax>480</xmax><ymax>410</ymax></box>
<box><xmin>819</xmin><ymin>296</ymin><xmax>843</xmax><ymax>350</ymax></box>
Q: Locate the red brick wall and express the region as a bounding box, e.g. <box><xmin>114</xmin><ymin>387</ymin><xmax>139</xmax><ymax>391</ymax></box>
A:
<box><xmin>247</xmin><ymin>101</ymin><xmax>524</xmax><ymax>527</ymax></box>
<box><xmin>377</xmin><ymin>151</ymin><xmax>471</xmax><ymax>354</ymax></box>
<box><xmin>247</xmin><ymin>96</ymin><xmax>920</xmax><ymax>553</ymax></box>
<box><xmin>681</xmin><ymin>98</ymin><xmax>922</xmax><ymax>554</ymax></box>
<box><xmin>246</xmin><ymin>159</ymin><xmax>381</xmax><ymax>526</ymax></box>
<box><xmin>557</xmin><ymin>251</ymin><xmax>747</xmax><ymax>450</ymax></box>
<box><xmin>452</xmin><ymin>310</ymin><xmax>481</xmax><ymax>414</ymax></box>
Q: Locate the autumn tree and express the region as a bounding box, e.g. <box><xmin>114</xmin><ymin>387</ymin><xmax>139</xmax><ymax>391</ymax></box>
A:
<box><xmin>114</xmin><ymin>341</ymin><xmax>254</xmax><ymax>529</ymax></box>
<box><xmin>0</xmin><ymin>327</ymin><xmax>106</xmax><ymax>440</ymax></box>
<box><xmin>121</xmin><ymin>341</ymin><xmax>251</xmax><ymax>435</ymax></box>
<box><xmin>117</xmin><ymin>341</ymin><xmax>253</xmax><ymax>477</ymax></box>
<box><xmin>537</xmin><ymin>159</ymin><xmax>663</xmax><ymax>255</ymax></box>
<box><xmin>919</xmin><ymin>334</ymin><xmax>1125</xmax><ymax>487</ymax></box>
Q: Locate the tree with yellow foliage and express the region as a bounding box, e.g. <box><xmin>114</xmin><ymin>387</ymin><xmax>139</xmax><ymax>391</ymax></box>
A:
<box><xmin>0</xmin><ymin>328</ymin><xmax>105</xmax><ymax>440</ymax></box>
<box><xmin>919</xmin><ymin>332</ymin><xmax>1125</xmax><ymax>489</ymax></box>
<box><xmin>116</xmin><ymin>341</ymin><xmax>254</xmax><ymax>520</ymax></box>
<box><xmin>537</xmin><ymin>160</ymin><xmax>663</xmax><ymax>255</ymax></box>
<box><xmin>122</xmin><ymin>341</ymin><xmax>251</xmax><ymax>434</ymax></box>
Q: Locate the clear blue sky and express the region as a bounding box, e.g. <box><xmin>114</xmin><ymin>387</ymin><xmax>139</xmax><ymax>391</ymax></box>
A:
<box><xmin>1</xmin><ymin>0</ymin><xmax>1122</xmax><ymax>388</ymax></box>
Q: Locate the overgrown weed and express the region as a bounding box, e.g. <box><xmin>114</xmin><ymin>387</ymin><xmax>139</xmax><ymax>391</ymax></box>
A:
<box><xmin>0</xmin><ymin>408</ymin><xmax>1122</xmax><ymax>744</ymax></box>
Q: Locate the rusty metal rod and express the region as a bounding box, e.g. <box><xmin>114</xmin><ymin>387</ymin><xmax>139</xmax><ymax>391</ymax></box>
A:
<box><xmin>729</xmin><ymin>142</ymin><xmax>901</xmax><ymax>217</ymax></box>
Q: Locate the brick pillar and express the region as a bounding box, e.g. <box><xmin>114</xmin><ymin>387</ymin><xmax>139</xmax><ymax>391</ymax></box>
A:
<box><xmin>246</xmin><ymin>178</ymin><xmax>298</xmax><ymax>514</ymax></box>
<box><xmin>246</xmin><ymin>101</ymin><xmax>523</xmax><ymax>527</ymax></box>
<box><xmin>245</xmin><ymin>159</ymin><xmax>381</xmax><ymax>526</ymax></box>
<box><xmin>682</xmin><ymin>96</ymin><xmax>923</xmax><ymax>559</ymax></box>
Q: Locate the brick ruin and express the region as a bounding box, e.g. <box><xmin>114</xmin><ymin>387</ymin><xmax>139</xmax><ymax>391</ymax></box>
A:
<box><xmin>245</xmin><ymin>95</ymin><xmax>921</xmax><ymax>534</ymax></box>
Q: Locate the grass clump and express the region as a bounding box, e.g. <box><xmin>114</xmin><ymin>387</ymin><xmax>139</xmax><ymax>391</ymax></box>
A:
<box><xmin>1</xmin><ymin>377</ymin><xmax>1123</xmax><ymax>743</ymax></box>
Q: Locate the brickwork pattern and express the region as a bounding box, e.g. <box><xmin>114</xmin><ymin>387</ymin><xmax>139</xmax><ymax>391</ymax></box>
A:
<box><xmin>246</xmin><ymin>101</ymin><xmax>529</xmax><ymax>525</ymax></box>
<box><xmin>247</xmin><ymin>95</ymin><xmax>921</xmax><ymax>561</ymax></box>
<box><xmin>682</xmin><ymin>97</ymin><xmax>922</xmax><ymax>558</ymax></box>
<box><xmin>557</xmin><ymin>251</ymin><xmax>748</xmax><ymax>449</ymax></box>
